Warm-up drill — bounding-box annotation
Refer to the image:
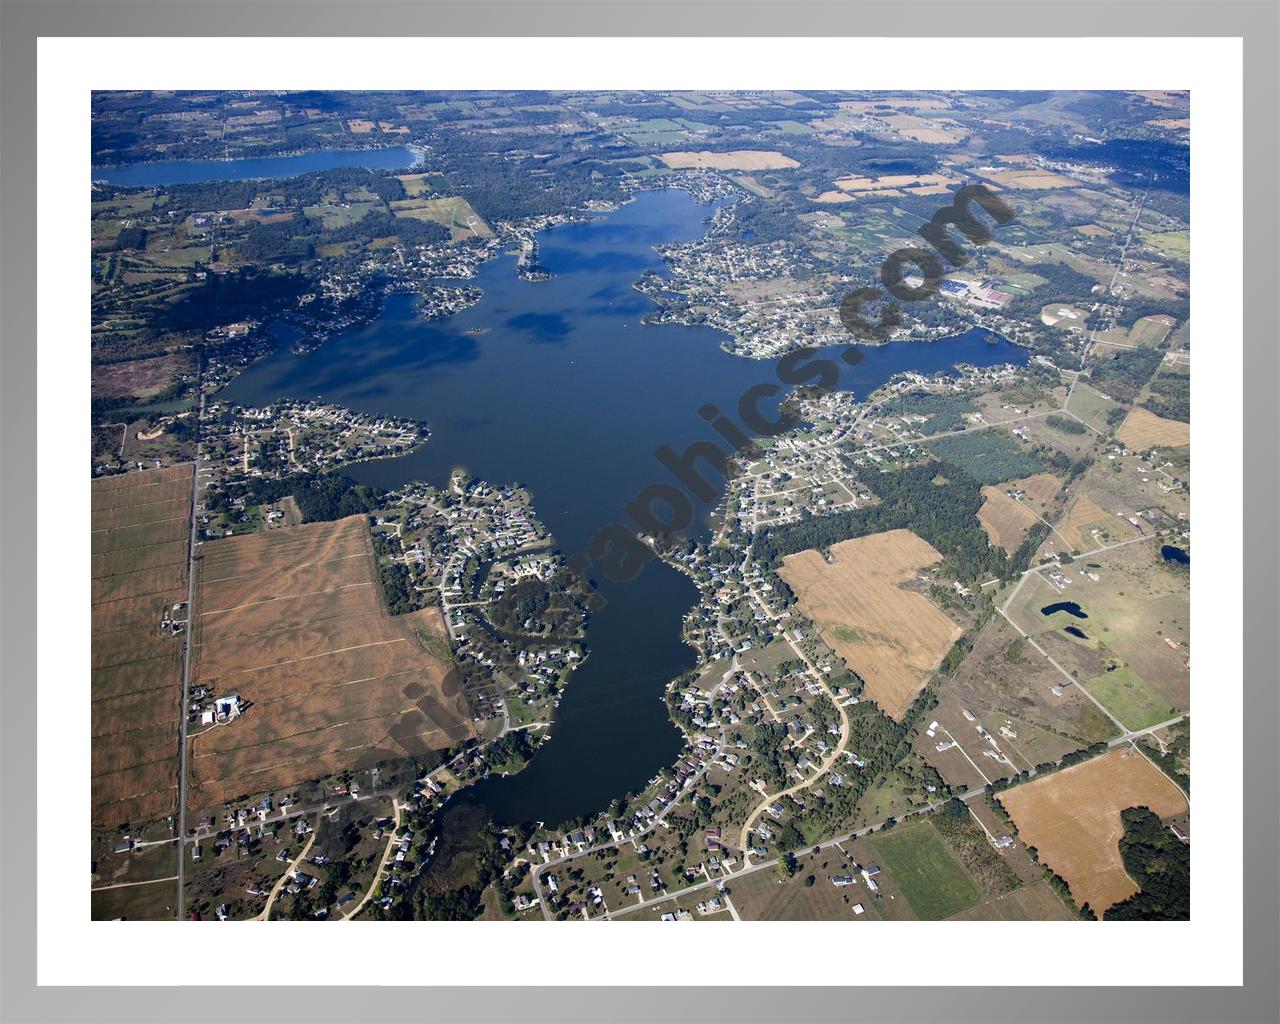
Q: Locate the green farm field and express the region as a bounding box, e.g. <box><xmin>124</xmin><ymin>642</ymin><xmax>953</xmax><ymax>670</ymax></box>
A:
<box><xmin>1065</xmin><ymin>382</ymin><xmax>1120</xmax><ymax>433</ymax></box>
<box><xmin>1082</xmin><ymin>663</ymin><xmax>1178</xmax><ymax>731</ymax></box>
<box><xmin>392</xmin><ymin>195</ymin><xmax>492</xmax><ymax>240</ymax></box>
<box><xmin>868</xmin><ymin>822</ymin><xmax>982</xmax><ymax>920</ymax></box>
<box><xmin>1143</xmin><ymin>230</ymin><xmax>1190</xmax><ymax>261</ymax></box>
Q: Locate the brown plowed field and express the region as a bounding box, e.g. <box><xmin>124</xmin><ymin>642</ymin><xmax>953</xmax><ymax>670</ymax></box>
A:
<box><xmin>90</xmin><ymin>464</ymin><xmax>192</xmax><ymax>828</ymax></box>
<box><xmin>187</xmin><ymin>515</ymin><xmax>471</xmax><ymax>809</ymax></box>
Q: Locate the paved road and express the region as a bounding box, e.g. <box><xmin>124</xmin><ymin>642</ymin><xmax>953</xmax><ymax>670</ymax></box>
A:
<box><xmin>602</xmin><ymin>711</ymin><xmax>1189</xmax><ymax>923</ymax></box>
<box><xmin>258</xmin><ymin>832</ymin><xmax>317</xmax><ymax>921</ymax></box>
<box><xmin>341</xmin><ymin>799</ymin><xmax>401</xmax><ymax>921</ymax></box>
<box><xmin>1066</xmin><ymin>188</ymin><xmax>1148</xmax><ymax>404</ymax></box>
<box><xmin>736</xmin><ymin>625</ymin><xmax>851</xmax><ymax>856</ymax></box>
<box><xmin>174</xmin><ymin>392</ymin><xmax>205</xmax><ymax>919</ymax></box>
<box><xmin>604</xmin><ymin>786</ymin><xmax>985</xmax><ymax>921</ymax></box>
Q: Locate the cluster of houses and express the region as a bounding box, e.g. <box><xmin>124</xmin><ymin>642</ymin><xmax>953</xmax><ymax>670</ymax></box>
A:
<box><xmin>199</xmin><ymin>399</ymin><xmax>427</xmax><ymax>496</ymax></box>
<box><xmin>373</xmin><ymin>477</ymin><xmax>583</xmax><ymax>725</ymax></box>
<box><xmin>637</xmin><ymin>234</ymin><xmax>850</xmax><ymax>361</ymax></box>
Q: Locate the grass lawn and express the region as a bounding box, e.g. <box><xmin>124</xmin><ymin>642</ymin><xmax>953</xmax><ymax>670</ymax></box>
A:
<box><xmin>1082</xmin><ymin>663</ymin><xmax>1178</xmax><ymax>731</ymax></box>
<box><xmin>869</xmin><ymin>822</ymin><xmax>982</xmax><ymax>919</ymax></box>
<box><xmin>92</xmin><ymin>877</ymin><xmax>176</xmax><ymax>920</ymax></box>
<box><xmin>505</xmin><ymin>696</ymin><xmax>540</xmax><ymax>729</ymax></box>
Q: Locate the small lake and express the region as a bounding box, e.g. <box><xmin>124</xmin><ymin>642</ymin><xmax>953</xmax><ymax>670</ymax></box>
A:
<box><xmin>1041</xmin><ymin>601</ymin><xmax>1088</xmax><ymax>619</ymax></box>
<box><xmin>92</xmin><ymin>146</ymin><xmax>416</xmax><ymax>187</ymax></box>
<box><xmin>1063</xmin><ymin>625</ymin><xmax>1089</xmax><ymax>640</ymax></box>
<box><xmin>1161</xmin><ymin>545</ymin><xmax>1190</xmax><ymax>565</ymax></box>
<box><xmin>220</xmin><ymin>187</ymin><xmax>1028</xmax><ymax>827</ymax></box>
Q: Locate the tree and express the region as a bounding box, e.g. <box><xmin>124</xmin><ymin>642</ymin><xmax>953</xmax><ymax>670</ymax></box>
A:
<box><xmin>777</xmin><ymin>853</ymin><xmax>797</xmax><ymax>880</ymax></box>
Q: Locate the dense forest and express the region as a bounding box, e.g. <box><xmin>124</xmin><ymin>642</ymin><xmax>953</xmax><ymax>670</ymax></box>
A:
<box><xmin>927</xmin><ymin>430</ymin><xmax>1047</xmax><ymax>486</ymax></box>
<box><xmin>1087</xmin><ymin>346</ymin><xmax>1164</xmax><ymax>403</ymax></box>
<box><xmin>1045</xmin><ymin>413</ymin><xmax>1089</xmax><ymax>435</ymax></box>
<box><xmin>219</xmin><ymin>471</ymin><xmax>386</xmax><ymax>523</ymax></box>
<box><xmin>755</xmin><ymin>458</ymin><xmax>1041</xmax><ymax>583</ymax></box>
<box><xmin>1104</xmin><ymin>807</ymin><xmax>1190</xmax><ymax>920</ymax></box>
<box><xmin>1141</xmin><ymin>371</ymin><xmax>1191</xmax><ymax>422</ymax></box>
<box><xmin>893</xmin><ymin>392</ymin><xmax>977</xmax><ymax>433</ymax></box>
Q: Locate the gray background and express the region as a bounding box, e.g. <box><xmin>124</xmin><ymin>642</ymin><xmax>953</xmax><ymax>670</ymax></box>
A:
<box><xmin>1</xmin><ymin>2</ymin><xmax>1276</xmax><ymax>1022</ymax></box>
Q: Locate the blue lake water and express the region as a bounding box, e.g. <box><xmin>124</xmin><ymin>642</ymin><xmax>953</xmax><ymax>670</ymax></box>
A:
<box><xmin>92</xmin><ymin>146</ymin><xmax>416</xmax><ymax>187</ymax></box>
<box><xmin>219</xmin><ymin>187</ymin><xmax>1028</xmax><ymax>826</ymax></box>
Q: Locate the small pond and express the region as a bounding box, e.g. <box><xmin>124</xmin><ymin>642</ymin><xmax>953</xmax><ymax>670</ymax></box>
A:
<box><xmin>1041</xmin><ymin>601</ymin><xmax>1088</xmax><ymax>619</ymax></box>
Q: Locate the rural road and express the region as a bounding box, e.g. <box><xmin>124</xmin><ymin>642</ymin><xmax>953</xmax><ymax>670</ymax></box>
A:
<box><xmin>341</xmin><ymin>799</ymin><xmax>401</xmax><ymax>921</ymax></box>
<box><xmin>596</xmin><ymin>711</ymin><xmax>1188</xmax><ymax>923</ymax></box>
<box><xmin>175</xmin><ymin>390</ymin><xmax>206</xmax><ymax>920</ymax></box>
<box><xmin>737</xmin><ymin>627</ymin><xmax>851</xmax><ymax>857</ymax></box>
<box><xmin>258</xmin><ymin>831</ymin><xmax>316</xmax><ymax>921</ymax></box>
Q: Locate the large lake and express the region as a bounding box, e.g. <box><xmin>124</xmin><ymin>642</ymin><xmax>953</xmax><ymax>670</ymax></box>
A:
<box><xmin>220</xmin><ymin>187</ymin><xmax>1027</xmax><ymax>827</ymax></box>
<box><xmin>92</xmin><ymin>146</ymin><xmax>416</xmax><ymax>188</ymax></box>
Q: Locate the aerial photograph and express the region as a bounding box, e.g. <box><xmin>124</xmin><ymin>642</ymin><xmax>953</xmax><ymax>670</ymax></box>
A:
<box><xmin>88</xmin><ymin>89</ymin><xmax>1191</xmax><ymax>924</ymax></box>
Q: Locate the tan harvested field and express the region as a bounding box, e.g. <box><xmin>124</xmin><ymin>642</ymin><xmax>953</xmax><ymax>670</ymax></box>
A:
<box><xmin>829</xmin><ymin>171</ymin><xmax>962</xmax><ymax>199</ymax></box>
<box><xmin>92</xmin><ymin>515</ymin><xmax>190</xmax><ymax>555</ymax></box>
<box><xmin>1117</xmin><ymin>407</ymin><xmax>1190</xmax><ymax>450</ymax></box>
<box><xmin>188</xmin><ymin>515</ymin><xmax>472</xmax><ymax>809</ymax></box>
<box><xmin>779</xmin><ymin>529</ymin><xmax>961</xmax><ymax>720</ymax></box>
<box><xmin>1132</xmin><ymin>90</ymin><xmax>1187</xmax><ymax>109</ymax></box>
<box><xmin>979</xmin><ymin>167</ymin><xmax>1081</xmax><ymax>190</ymax></box>
<box><xmin>979</xmin><ymin>472</ymin><xmax>1063</xmax><ymax>553</ymax></box>
<box><xmin>91</xmin><ymin>464</ymin><xmax>193</xmax><ymax>828</ymax></box>
<box><xmin>882</xmin><ymin>113</ymin><xmax>968</xmax><ymax>144</ymax></box>
<box><xmin>659</xmin><ymin>150</ymin><xmax>799</xmax><ymax>171</ymax></box>
<box><xmin>1056</xmin><ymin>492</ymin><xmax>1134</xmax><ymax>552</ymax></box>
<box><xmin>1019</xmin><ymin>473</ymin><xmax>1063</xmax><ymax>507</ymax></box>
<box><xmin>978</xmin><ymin>487</ymin><xmax>1041</xmax><ymax>553</ymax></box>
<box><xmin>997</xmin><ymin>748</ymin><xmax>1188</xmax><ymax>912</ymax></box>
